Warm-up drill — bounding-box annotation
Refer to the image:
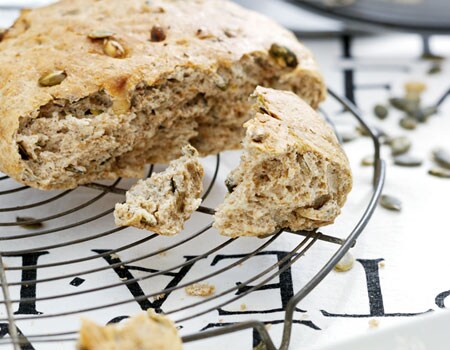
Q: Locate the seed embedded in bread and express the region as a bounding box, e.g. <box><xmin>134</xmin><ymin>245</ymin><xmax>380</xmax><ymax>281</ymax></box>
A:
<box><xmin>213</xmin><ymin>87</ymin><xmax>352</xmax><ymax>237</ymax></box>
<box><xmin>114</xmin><ymin>145</ymin><xmax>204</xmax><ymax>235</ymax></box>
<box><xmin>38</xmin><ymin>70</ymin><xmax>67</xmax><ymax>87</ymax></box>
<box><xmin>0</xmin><ymin>0</ymin><xmax>325</xmax><ymax>190</ymax></box>
<box><xmin>103</xmin><ymin>39</ymin><xmax>126</xmax><ymax>58</ymax></box>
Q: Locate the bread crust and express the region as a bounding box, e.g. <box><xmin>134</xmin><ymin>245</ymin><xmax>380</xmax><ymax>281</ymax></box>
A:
<box><xmin>78</xmin><ymin>310</ymin><xmax>183</xmax><ymax>350</ymax></box>
<box><xmin>0</xmin><ymin>0</ymin><xmax>325</xmax><ymax>189</ymax></box>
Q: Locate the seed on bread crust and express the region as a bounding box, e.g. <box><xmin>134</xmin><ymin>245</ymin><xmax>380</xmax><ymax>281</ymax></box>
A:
<box><xmin>38</xmin><ymin>70</ymin><xmax>67</xmax><ymax>87</ymax></box>
<box><xmin>150</xmin><ymin>26</ymin><xmax>166</xmax><ymax>42</ymax></box>
<box><xmin>103</xmin><ymin>39</ymin><xmax>126</xmax><ymax>58</ymax></box>
<box><xmin>88</xmin><ymin>30</ymin><xmax>115</xmax><ymax>40</ymax></box>
<box><xmin>269</xmin><ymin>44</ymin><xmax>298</xmax><ymax>68</ymax></box>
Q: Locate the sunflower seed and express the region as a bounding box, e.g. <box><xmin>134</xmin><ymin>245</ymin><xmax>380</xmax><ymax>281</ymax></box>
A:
<box><xmin>334</xmin><ymin>251</ymin><xmax>354</xmax><ymax>272</ymax></box>
<box><xmin>394</xmin><ymin>154</ymin><xmax>423</xmax><ymax>167</ymax></box>
<box><xmin>428</xmin><ymin>167</ymin><xmax>450</xmax><ymax>179</ymax></box>
<box><xmin>16</xmin><ymin>217</ymin><xmax>44</xmax><ymax>229</ymax></box>
<box><xmin>103</xmin><ymin>39</ymin><xmax>126</xmax><ymax>58</ymax></box>
<box><xmin>380</xmin><ymin>195</ymin><xmax>402</xmax><ymax>211</ymax></box>
<box><xmin>389</xmin><ymin>136</ymin><xmax>411</xmax><ymax>156</ymax></box>
<box><xmin>269</xmin><ymin>44</ymin><xmax>298</xmax><ymax>68</ymax></box>
<box><xmin>374</xmin><ymin>104</ymin><xmax>389</xmax><ymax>120</ymax></box>
<box><xmin>399</xmin><ymin>116</ymin><xmax>417</xmax><ymax>130</ymax></box>
<box><xmin>88</xmin><ymin>30</ymin><xmax>115</xmax><ymax>39</ymax></box>
<box><xmin>433</xmin><ymin>148</ymin><xmax>450</xmax><ymax>169</ymax></box>
<box><xmin>361</xmin><ymin>155</ymin><xmax>375</xmax><ymax>167</ymax></box>
<box><xmin>38</xmin><ymin>70</ymin><xmax>67</xmax><ymax>87</ymax></box>
<box><xmin>389</xmin><ymin>97</ymin><xmax>418</xmax><ymax>114</ymax></box>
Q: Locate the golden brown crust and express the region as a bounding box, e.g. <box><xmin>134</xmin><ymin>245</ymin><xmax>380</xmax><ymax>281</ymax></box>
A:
<box><xmin>0</xmin><ymin>0</ymin><xmax>325</xmax><ymax>189</ymax></box>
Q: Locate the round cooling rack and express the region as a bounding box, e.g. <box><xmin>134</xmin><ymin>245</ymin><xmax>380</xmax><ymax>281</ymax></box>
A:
<box><xmin>288</xmin><ymin>0</ymin><xmax>450</xmax><ymax>34</ymax></box>
<box><xmin>0</xmin><ymin>89</ymin><xmax>386</xmax><ymax>350</ymax></box>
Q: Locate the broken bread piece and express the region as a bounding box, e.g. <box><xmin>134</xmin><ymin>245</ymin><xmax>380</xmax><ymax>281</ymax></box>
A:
<box><xmin>213</xmin><ymin>87</ymin><xmax>352</xmax><ymax>237</ymax></box>
<box><xmin>78</xmin><ymin>309</ymin><xmax>182</xmax><ymax>350</ymax></box>
<box><xmin>114</xmin><ymin>145</ymin><xmax>203</xmax><ymax>235</ymax></box>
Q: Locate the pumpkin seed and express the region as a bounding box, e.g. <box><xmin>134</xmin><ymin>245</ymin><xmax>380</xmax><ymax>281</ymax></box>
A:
<box><xmin>361</xmin><ymin>155</ymin><xmax>375</xmax><ymax>167</ymax></box>
<box><xmin>433</xmin><ymin>148</ymin><xmax>450</xmax><ymax>169</ymax></box>
<box><xmin>389</xmin><ymin>136</ymin><xmax>411</xmax><ymax>156</ymax></box>
<box><xmin>356</xmin><ymin>125</ymin><xmax>387</xmax><ymax>138</ymax></box>
<box><xmin>150</xmin><ymin>26</ymin><xmax>166</xmax><ymax>42</ymax></box>
<box><xmin>269</xmin><ymin>44</ymin><xmax>298</xmax><ymax>68</ymax></box>
<box><xmin>428</xmin><ymin>62</ymin><xmax>442</xmax><ymax>75</ymax></box>
<box><xmin>103</xmin><ymin>39</ymin><xmax>126</xmax><ymax>58</ymax></box>
<box><xmin>38</xmin><ymin>70</ymin><xmax>67</xmax><ymax>87</ymax></box>
<box><xmin>88</xmin><ymin>30</ymin><xmax>115</xmax><ymax>40</ymax></box>
<box><xmin>428</xmin><ymin>167</ymin><xmax>450</xmax><ymax>179</ymax></box>
<box><xmin>410</xmin><ymin>105</ymin><xmax>437</xmax><ymax>123</ymax></box>
<box><xmin>374</xmin><ymin>104</ymin><xmax>389</xmax><ymax>120</ymax></box>
<box><xmin>389</xmin><ymin>97</ymin><xmax>418</xmax><ymax>114</ymax></box>
<box><xmin>357</xmin><ymin>125</ymin><xmax>370</xmax><ymax>136</ymax></box>
<box><xmin>394</xmin><ymin>154</ymin><xmax>423</xmax><ymax>167</ymax></box>
<box><xmin>399</xmin><ymin>116</ymin><xmax>417</xmax><ymax>130</ymax></box>
<box><xmin>340</xmin><ymin>130</ymin><xmax>359</xmax><ymax>143</ymax></box>
<box><xmin>334</xmin><ymin>251</ymin><xmax>354</xmax><ymax>272</ymax></box>
<box><xmin>253</xmin><ymin>342</ymin><xmax>268</xmax><ymax>350</ymax></box>
<box><xmin>380</xmin><ymin>195</ymin><xmax>402</xmax><ymax>212</ymax></box>
<box><xmin>16</xmin><ymin>216</ymin><xmax>44</xmax><ymax>229</ymax></box>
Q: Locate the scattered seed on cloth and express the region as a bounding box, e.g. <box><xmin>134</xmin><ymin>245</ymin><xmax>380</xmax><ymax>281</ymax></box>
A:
<box><xmin>394</xmin><ymin>154</ymin><xmax>423</xmax><ymax>167</ymax></box>
<box><xmin>380</xmin><ymin>195</ymin><xmax>402</xmax><ymax>212</ymax></box>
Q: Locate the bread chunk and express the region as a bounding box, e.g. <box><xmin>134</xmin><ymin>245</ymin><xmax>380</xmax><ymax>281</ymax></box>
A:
<box><xmin>213</xmin><ymin>87</ymin><xmax>352</xmax><ymax>237</ymax></box>
<box><xmin>0</xmin><ymin>0</ymin><xmax>325</xmax><ymax>190</ymax></box>
<box><xmin>78</xmin><ymin>310</ymin><xmax>182</xmax><ymax>350</ymax></box>
<box><xmin>114</xmin><ymin>145</ymin><xmax>203</xmax><ymax>235</ymax></box>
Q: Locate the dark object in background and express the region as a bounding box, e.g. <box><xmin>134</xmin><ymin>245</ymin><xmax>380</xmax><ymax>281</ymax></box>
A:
<box><xmin>289</xmin><ymin>0</ymin><xmax>450</xmax><ymax>34</ymax></box>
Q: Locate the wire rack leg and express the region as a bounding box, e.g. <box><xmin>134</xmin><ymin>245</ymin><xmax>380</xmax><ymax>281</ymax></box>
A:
<box><xmin>0</xmin><ymin>254</ymin><xmax>20</xmax><ymax>350</ymax></box>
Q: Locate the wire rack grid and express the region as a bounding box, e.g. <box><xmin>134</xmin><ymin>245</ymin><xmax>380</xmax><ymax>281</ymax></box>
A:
<box><xmin>0</xmin><ymin>88</ymin><xmax>385</xmax><ymax>350</ymax></box>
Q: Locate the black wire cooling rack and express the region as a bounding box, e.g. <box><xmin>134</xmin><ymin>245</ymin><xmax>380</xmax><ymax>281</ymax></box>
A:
<box><xmin>0</xmin><ymin>89</ymin><xmax>386</xmax><ymax>350</ymax></box>
<box><xmin>289</xmin><ymin>0</ymin><xmax>450</xmax><ymax>34</ymax></box>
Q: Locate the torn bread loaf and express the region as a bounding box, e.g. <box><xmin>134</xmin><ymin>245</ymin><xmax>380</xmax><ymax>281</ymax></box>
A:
<box><xmin>0</xmin><ymin>0</ymin><xmax>325</xmax><ymax>190</ymax></box>
<box><xmin>213</xmin><ymin>87</ymin><xmax>352</xmax><ymax>237</ymax></box>
<box><xmin>78</xmin><ymin>310</ymin><xmax>182</xmax><ymax>350</ymax></box>
<box><xmin>114</xmin><ymin>145</ymin><xmax>203</xmax><ymax>235</ymax></box>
